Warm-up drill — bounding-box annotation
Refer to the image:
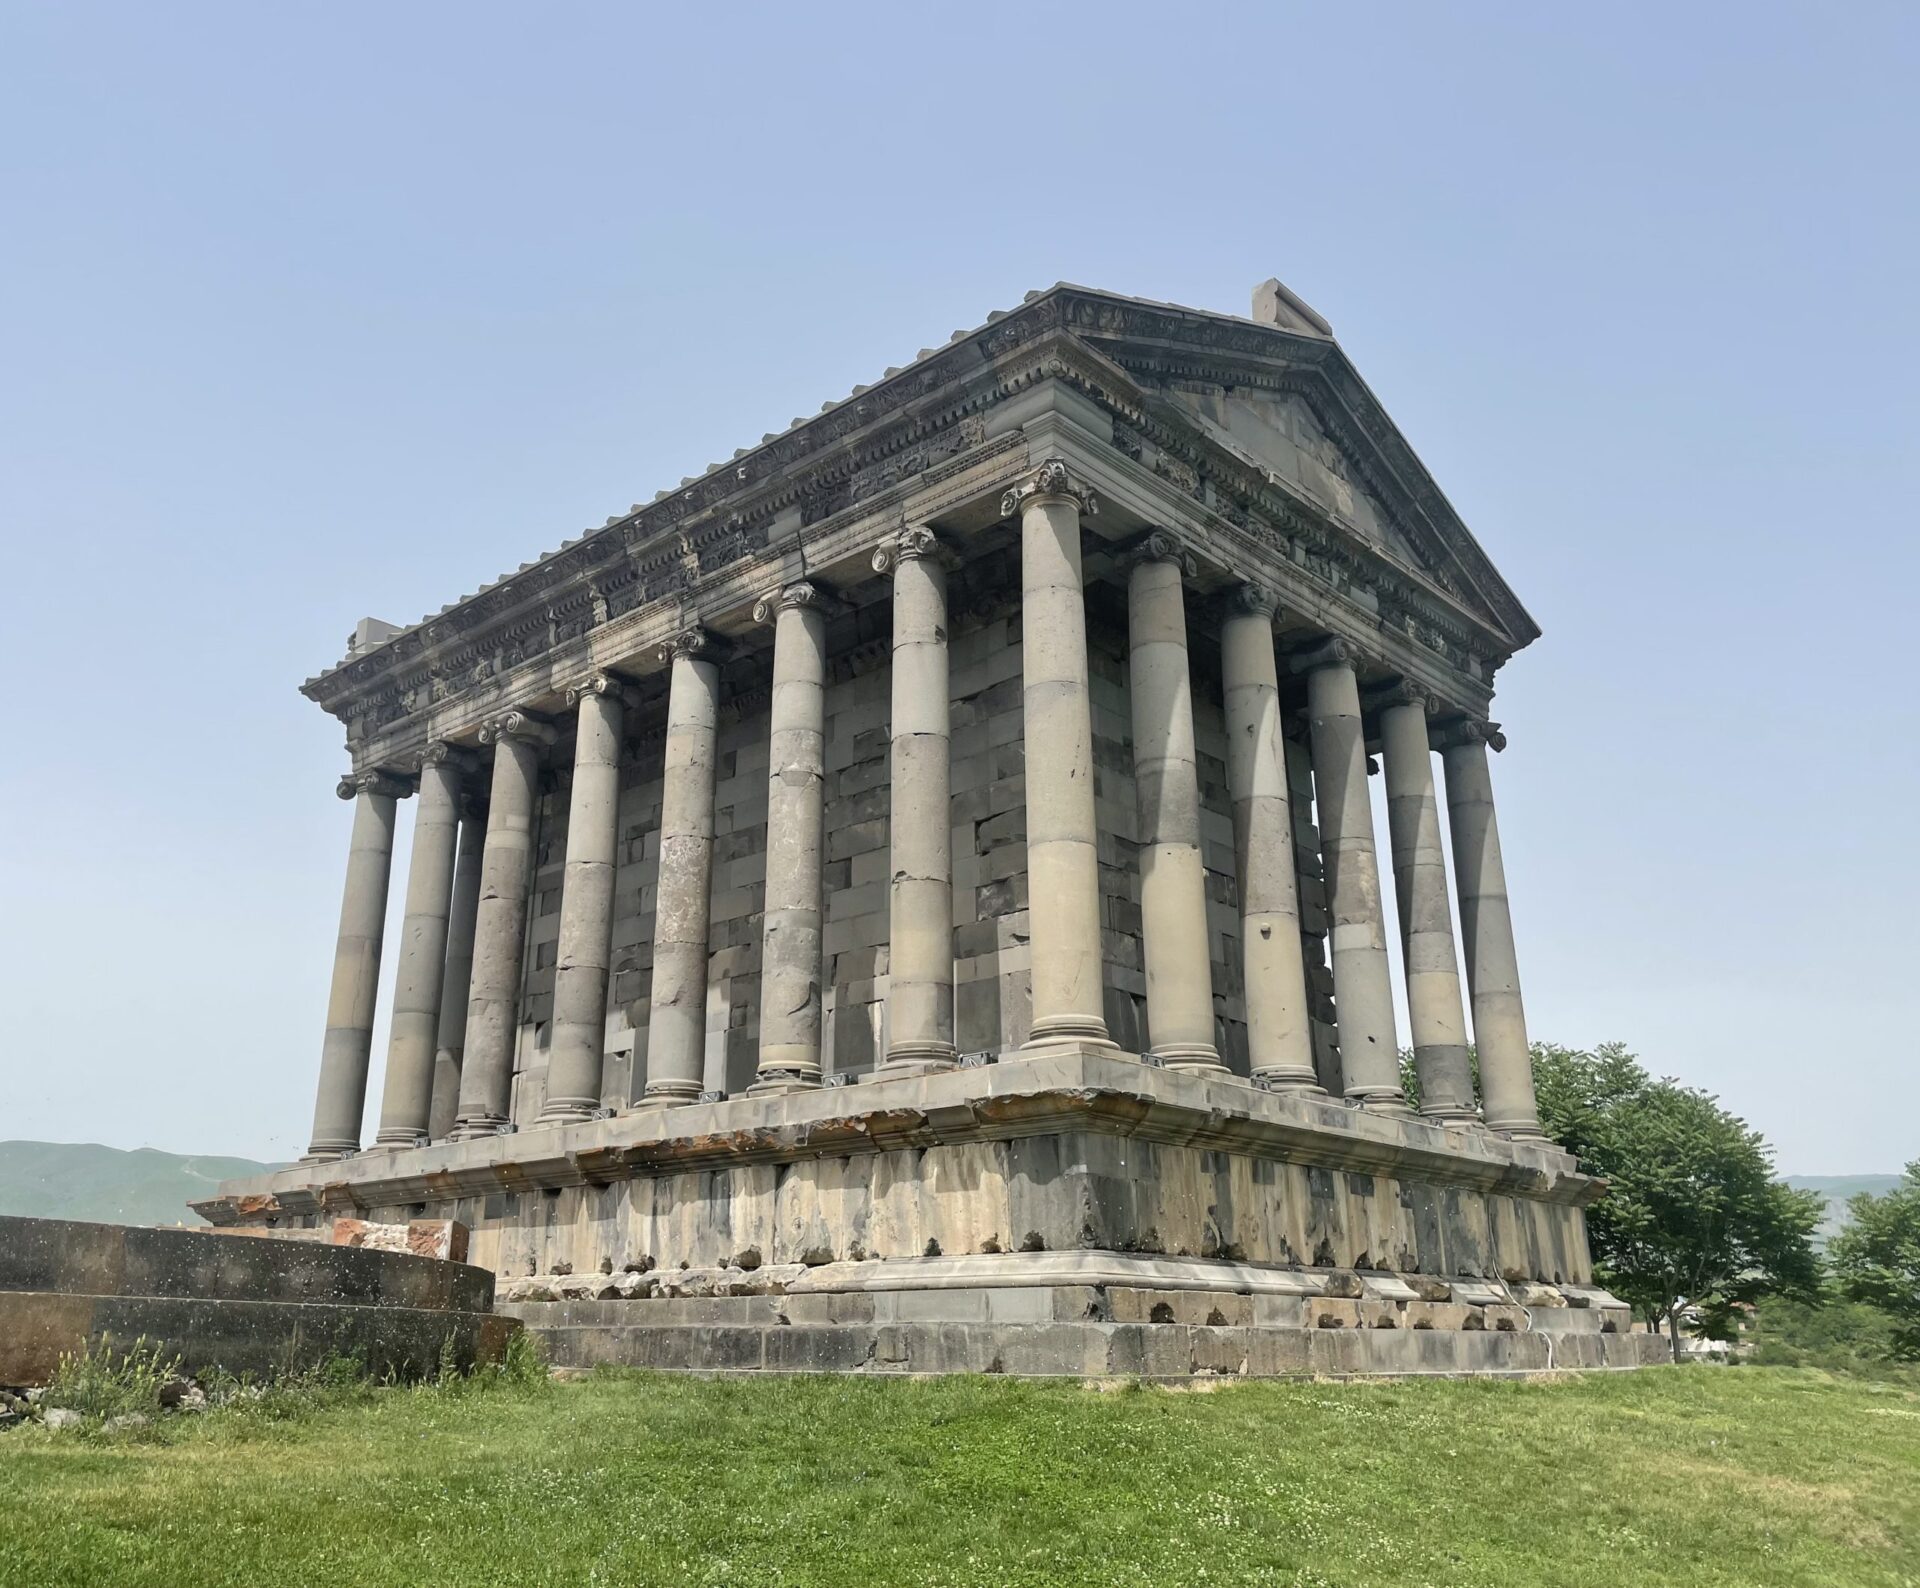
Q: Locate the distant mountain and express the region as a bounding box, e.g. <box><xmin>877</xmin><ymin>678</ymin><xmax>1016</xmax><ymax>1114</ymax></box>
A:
<box><xmin>0</xmin><ymin>1141</ymin><xmax>284</xmax><ymax>1227</ymax></box>
<box><xmin>1786</xmin><ymin>1174</ymin><xmax>1903</xmax><ymax>1248</ymax></box>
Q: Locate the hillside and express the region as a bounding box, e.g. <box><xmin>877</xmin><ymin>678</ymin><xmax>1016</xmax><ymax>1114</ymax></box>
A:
<box><xmin>1786</xmin><ymin>1174</ymin><xmax>1903</xmax><ymax>1247</ymax></box>
<box><xmin>0</xmin><ymin>1141</ymin><xmax>283</xmax><ymax>1227</ymax></box>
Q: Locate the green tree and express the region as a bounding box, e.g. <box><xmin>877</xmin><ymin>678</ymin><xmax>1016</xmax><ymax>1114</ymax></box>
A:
<box><xmin>1830</xmin><ymin>1163</ymin><xmax>1920</xmax><ymax>1359</ymax></box>
<box><xmin>1531</xmin><ymin>1043</ymin><xmax>1822</xmax><ymax>1351</ymax></box>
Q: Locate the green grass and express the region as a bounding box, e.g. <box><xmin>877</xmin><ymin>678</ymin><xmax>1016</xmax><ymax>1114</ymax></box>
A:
<box><xmin>2</xmin><ymin>1367</ymin><xmax>1916</xmax><ymax>1587</ymax></box>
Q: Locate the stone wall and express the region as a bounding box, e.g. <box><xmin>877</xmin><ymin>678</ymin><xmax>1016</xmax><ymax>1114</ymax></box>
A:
<box><xmin>332</xmin><ymin>1129</ymin><xmax>1592</xmax><ymax>1290</ymax></box>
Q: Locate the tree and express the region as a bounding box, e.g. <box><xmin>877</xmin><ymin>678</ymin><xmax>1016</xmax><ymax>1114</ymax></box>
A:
<box><xmin>1530</xmin><ymin>1044</ymin><xmax>1822</xmax><ymax>1351</ymax></box>
<box><xmin>1830</xmin><ymin>1163</ymin><xmax>1920</xmax><ymax>1359</ymax></box>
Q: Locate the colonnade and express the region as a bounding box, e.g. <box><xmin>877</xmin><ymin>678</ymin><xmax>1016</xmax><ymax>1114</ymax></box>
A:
<box><xmin>303</xmin><ymin>460</ymin><xmax>1544</xmax><ymax>1158</ymax></box>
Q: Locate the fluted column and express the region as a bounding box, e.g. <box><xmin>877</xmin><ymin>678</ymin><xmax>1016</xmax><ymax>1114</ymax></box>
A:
<box><xmin>1376</xmin><ymin>683</ymin><xmax>1476</xmax><ymax>1123</ymax></box>
<box><xmin>639</xmin><ymin>629</ymin><xmax>723</xmax><ymax>1108</ymax></box>
<box><xmin>375</xmin><ymin>744</ymin><xmax>472</xmax><ymax>1147</ymax></box>
<box><xmin>1126</xmin><ymin>533</ymin><xmax>1222</xmax><ymax>1072</ymax></box>
<box><xmin>1005</xmin><ymin>459</ymin><xmax>1112</xmax><ymax>1049</ymax></box>
<box><xmin>1293</xmin><ymin>639</ymin><xmax>1407</xmax><ymax>1111</ymax></box>
<box><xmin>1440</xmin><ymin>720</ymin><xmax>1545</xmax><ymax>1141</ymax></box>
<box><xmin>876</xmin><ymin>529</ymin><xmax>956</xmax><ymax>1075</ymax></box>
<box><xmin>306</xmin><ymin>770</ymin><xmax>409</xmax><ymax>1160</ymax></box>
<box><xmin>451</xmin><ymin>711</ymin><xmax>555</xmax><ymax>1139</ymax></box>
<box><xmin>428</xmin><ymin>797</ymin><xmax>486</xmax><ymax>1141</ymax></box>
<box><xmin>752</xmin><ymin>583</ymin><xmax>830</xmax><ymax>1094</ymax></box>
<box><xmin>1220</xmin><ymin>586</ymin><xmax>1319</xmax><ymax>1090</ymax></box>
<box><xmin>540</xmin><ymin>674</ymin><xmax>635</xmax><ymax>1123</ymax></box>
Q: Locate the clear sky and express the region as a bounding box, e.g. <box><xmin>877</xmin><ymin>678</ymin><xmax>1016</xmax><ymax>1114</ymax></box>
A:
<box><xmin>2</xmin><ymin>4</ymin><xmax>1913</xmax><ymax>1172</ymax></box>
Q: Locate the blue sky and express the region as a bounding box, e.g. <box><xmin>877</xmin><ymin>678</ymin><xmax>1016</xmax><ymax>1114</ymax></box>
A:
<box><xmin>2</xmin><ymin>4</ymin><xmax>1913</xmax><ymax>1171</ymax></box>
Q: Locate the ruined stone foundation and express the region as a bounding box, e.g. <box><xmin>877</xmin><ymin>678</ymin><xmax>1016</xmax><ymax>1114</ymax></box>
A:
<box><xmin>202</xmin><ymin>1053</ymin><xmax>1668</xmax><ymax>1378</ymax></box>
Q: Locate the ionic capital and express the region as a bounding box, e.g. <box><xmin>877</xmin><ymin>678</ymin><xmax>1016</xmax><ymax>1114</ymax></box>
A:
<box><xmin>1435</xmin><ymin>717</ymin><xmax>1508</xmax><ymax>753</ymax></box>
<box><xmin>1365</xmin><ymin>677</ymin><xmax>1437</xmax><ymax>716</ymax></box>
<box><xmin>336</xmin><ymin>769</ymin><xmax>413</xmax><ymax>801</ymax></box>
<box><xmin>656</xmin><ymin>627</ymin><xmax>727</xmax><ymax>667</ymax></box>
<box><xmin>565</xmin><ymin>672</ymin><xmax>641</xmax><ymax>711</ymax></box>
<box><xmin>478</xmin><ymin>710</ymin><xmax>558</xmax><ymax>748</ymax></box>
<box><xmin>1000</xmin><ymin>457</ymin><xmax>1098</xmax><ymax>519</ymax></box>
<box><xmin>1220</xmin><ymin>581</ymin><xmax>1279</xmax><ymax>621</ymax></box>
<box><xmin>752</xmin><ymin>581</ymin><xmax>839</xmax><ymax>625</ymax></box>
<box><xmin>419</xmin><ymin>741</ymin><xmax>480</xmax><ymax>775</ymax></box>
<box><xmin>1286</xmin><ymin>634</ymin><xmax>1371</xmax><ymax>677</ymax></box>
<box><xmin>871</xmin><ymin>525</ymin><xmax>951</xmax><ymax>575</ymax></box>
<box><xmin>1121</xmin><ymin>528</ymin><xmax>1198</xmax><ymax>579</ymax></box>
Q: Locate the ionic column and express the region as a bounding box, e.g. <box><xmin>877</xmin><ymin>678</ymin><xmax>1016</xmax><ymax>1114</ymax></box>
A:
<box><xmin>305</xmin><ymin>769</ymin><xmax>409</xmax><ymax>1160</ymax></box>
<box><xmin>450</xmin><ymin>711</ymin><xmax>555</xmax><ymax>1139</ymax></box>
<box><xmin>876</xmin><ymin>529</ymin><xmax>956</xmax><ymax>1075</ymax></box>
<box><xmin>428</xmin><ymin>796</ymin><xmax>486</xmax><ymax>1141</ymax></box>
<box><xmin>540</xmin><ymin>674</ymin><xmax>635</xmax><ymax>1124</ymax></box>
<box><xmin>1004</xmin><ymin>460</ymin><xmax>1112</xmax><ymax>1049</ymax></box>
<box><xmin>639</xmin><ymin>629</ymin><xmax>723</xmax><ymax>1108</ymax></box>
<box><xmin>1220</xmin><ymin>585</ymin><xmax>1319</xmax><ymax>1091</ymax></box>
<box><xmin>1439</xmin><ymin>720</ymin><xmax>1545</xmax><ymax>1141</ymax></box>
<box><xmin>1293</xmin><ymin>639</ymin><xmax>1407</xmax><ymax>1111</ymax></box>
<box><xmin>374</xmin><ymin>744</ymin><xmax>473</xmax><ymax>1147</ymax></box>
<box><xmin>751</xmin><ymin>583</ymin><xmax>830</xmax><ymax>1094</ymax></box>
<box><xmin>1126</xmin><ymin>533</ymin><xmax>1222</xmax><ymax>1072</ymax></box>
<box><xmin>1375</xmin><ymin>683</ymin><xmax>1476</xmax><ymax>1123</ymax></box>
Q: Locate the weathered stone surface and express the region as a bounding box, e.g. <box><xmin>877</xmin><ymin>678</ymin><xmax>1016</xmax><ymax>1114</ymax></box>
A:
<box><xmin>261</xmin><ymin>284</ymin><xmax>1613</xmax><ymax>1378</ymax></box>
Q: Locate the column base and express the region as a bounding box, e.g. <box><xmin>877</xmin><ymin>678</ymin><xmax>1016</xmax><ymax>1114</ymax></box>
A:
<box><xmin>629</xmin><ymin>1083</ymin><xmax>703</xmax><ymax>1113</ymax></box>
<box><xmin>1024</xmin><ymin>1015</ymin><xmax>1116</xmax><ymax>1050</ymax></box>
<box><xmin>873</xmin><ymin>1043</ymin><xmax>958</xmax><ymax>1080</ymax></box>
<box><xmin>1149</xmin><ymin>1044</ymin><xmax>1228</xmax><ymax>1074</ymax></box>
<box><xmin>1488</xmin><ymin>1119</ymin><xmax>1550</xmax><ymax>1143</ymax></box>
<box><xmin>746</xmin><ymin>1068</ymin><xmax>823</xmax><ymax>1098</ymax></box>
<box><xmin>449</xmin><ymin>1114</ymin><xmax>513</xmax><ymax>1141</ymax></box>
<box><xmin>536</xmin><ymin>1100</ymin><xmax>599</xmax><ymax>1127</ymax></box>
<box><xmin>1349</xmin><ymin>1089</ymin><xmax>1416</xmax><ymax>1118</ymax></box>
<box><xmin>299</xmin><ymin>1144</ymin><xmax>356</xmax><ymax>1164</ymax></box>
<box><xmin>1249</xmin><ymin>1067</ymin><xmax>1326</xmax><ymax>1096</ymax></box>
<box><xmin>370</xmin><ymin>1129</ymin><xmax>428</xmax><ymax>1150</ymax></box>
<box><xmin>1419</xmin><ymin>1106</ymin><xmax>1482</xmax><ymax>1127</ymax></box>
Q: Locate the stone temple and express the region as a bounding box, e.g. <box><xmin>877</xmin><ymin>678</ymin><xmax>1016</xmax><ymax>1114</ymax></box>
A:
<box><xmin>202</xmin><ymin>281</ymin><xmax>1664</xmax><ymax>1375</ymax></box>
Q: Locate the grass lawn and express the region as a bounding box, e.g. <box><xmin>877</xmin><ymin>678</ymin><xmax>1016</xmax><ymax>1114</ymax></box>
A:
<box><xmin>1</xmin><ymin>1366</ymin><xmax>1915</xmax><ymax>1587</ymax></box>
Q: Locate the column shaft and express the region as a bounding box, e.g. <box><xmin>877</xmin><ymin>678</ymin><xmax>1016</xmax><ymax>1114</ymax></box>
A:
<box><xmin>541</xmin><ymin>680</ymin><xmax>629</xmax><ymax>1122</ymax></box>
<box><xmin>1442</xmin><ymin>727</ymin><xmax>1545</xmax><ymax>1140</ymax></box>
<box><xmin>1127</xmin><ymin>544</ymin><xmax>1221</xmax><ymax>1070</ymax></box>
<box><xmin>1379</xmin><ymin>695</ymin><xmax>1476</xmax><ymax>1123</ymax></box>
<box><xmin>428</xmin><ymin>800</ymin><xmax>486</xmax><ymax>1141</ymax></box>
<box><xmin>1220</xmin><ymin>590</ymin><xmax>1319</xmax><ymax>1089</ymax></box>
<box><xmin>306</xmin><ymin>774</ymin><xmax>403</xmax><ymax>1159</ymax></box>
<box><xmin>641</xmin><ymin>635</ymin><xmax>721</xmax><ymax>1106</ymax></box>
<box><xmin>374</xmin><ymin>751</ymin><xmax>465</xmax><ymax>1146</ymax></box>
<box><xmin>879</xmin><ymin>532</ymin><xmax>956</xmax><ymax>1073</ymax></box>
<box><xmin>1302</xmin><ymin>649</ymin><xmax>1407</xmax><ymax>1110</ymax></box>
<box><xmin>753</xmin><ymin>587</ymin><xmax>828</xmax><ymax>1091</ymax></box>
<box><xmin>451</xmin><ymin>717</ymin><xmax>550</xmax><ymax>1137</ymax></box>
<box><xmin>1008</xmin><ymin>463</ymin><xmax>1111</xmax><ymax>1048</ymax></box>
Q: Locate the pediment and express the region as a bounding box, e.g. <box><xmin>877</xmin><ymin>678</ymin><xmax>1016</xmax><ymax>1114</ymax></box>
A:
<box><xmin>1057</xmin><ymin>288</ymin><xmax>1539</xmax><ymax>651</ymax></box>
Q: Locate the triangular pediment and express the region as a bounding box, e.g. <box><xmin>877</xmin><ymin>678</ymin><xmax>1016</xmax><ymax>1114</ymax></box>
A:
<box><xmin>1164</xmin><ymin>385</ymin><xmax>1430</xmax><ymax>569</ymax></box>
<box><xmin>1055</xmin><ymin>286</ymin><xmax>1539</xmax><ymax>650</ymax></box>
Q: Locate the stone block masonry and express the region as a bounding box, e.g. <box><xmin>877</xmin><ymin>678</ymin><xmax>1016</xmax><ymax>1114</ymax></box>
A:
<box><xmin>241</xmin><ymin>279</ymin><xmax>1622</xmax><ymax>1376</ymax></box>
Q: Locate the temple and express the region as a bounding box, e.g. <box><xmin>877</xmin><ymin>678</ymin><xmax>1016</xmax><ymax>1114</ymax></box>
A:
<box><xmin>203</xmin><ymin>281</ymin><xmax>1664</xmax><ymax>1375</ymax></box>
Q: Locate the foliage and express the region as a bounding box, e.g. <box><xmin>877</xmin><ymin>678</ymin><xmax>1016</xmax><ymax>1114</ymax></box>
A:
<box><xmin>2</xmin><ymin>1369</ymin><xmax>1916</xmax><ymax>1587</ymax></box>
<box><xmin>1830</xmin><ymin>1162</ymin><xmax>1920</xmax><ymax>1359</ymax></box>
<box><xmin>43</xmin><ymin>1337</ymin><xmax>180</xmax><ymax>1424</ymax></box>
<box><xmin>1750</xmin><ymin>1293</ymin><xmax>1920</xmax><ymax>1384</ymax></box>
<box><xmin>1529</xmin><ymin>1043</ymin><xmax>1824</xmax><ymax>1336</ymax></box>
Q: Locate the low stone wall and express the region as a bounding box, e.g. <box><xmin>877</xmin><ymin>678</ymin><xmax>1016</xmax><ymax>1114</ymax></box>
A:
<box><xmin>0</xmin><ymin>1215</ymin><xmax>517</xmax><ymax>1387</ymax></box>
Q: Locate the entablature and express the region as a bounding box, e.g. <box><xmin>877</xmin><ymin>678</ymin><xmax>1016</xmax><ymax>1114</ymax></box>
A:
<box><xmin>314</xmin><ymin>287</ymin><xmax>1533</xmax><ymax>771</ymax></box>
